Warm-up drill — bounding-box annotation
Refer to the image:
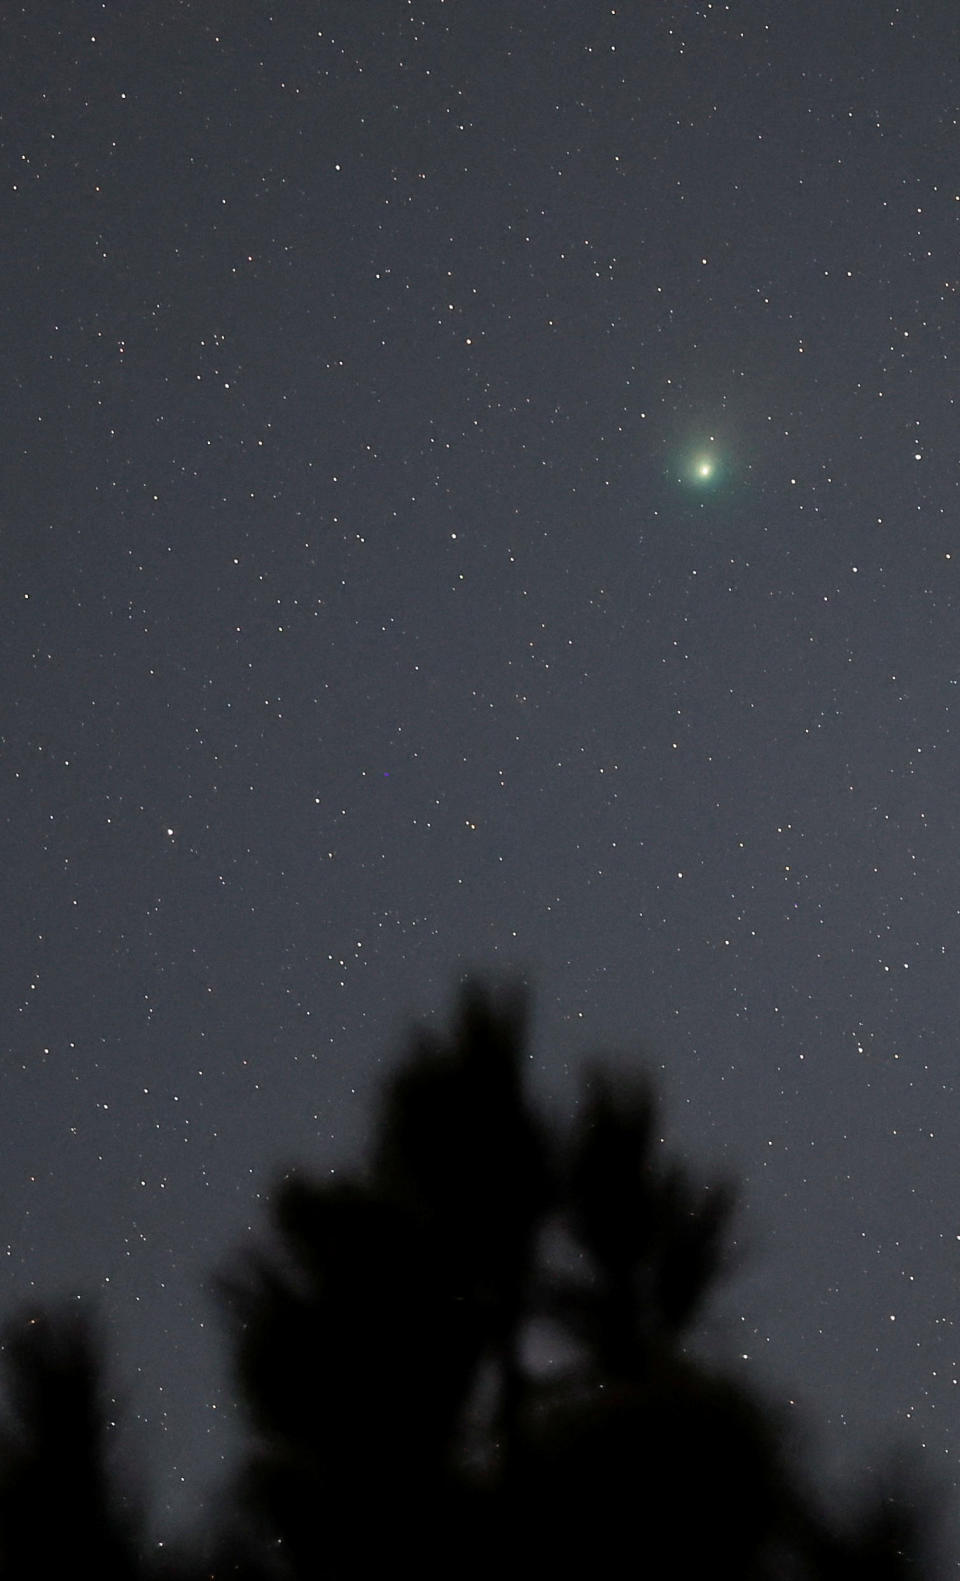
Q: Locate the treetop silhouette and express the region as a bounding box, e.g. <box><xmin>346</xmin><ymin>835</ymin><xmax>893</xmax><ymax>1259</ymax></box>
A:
<box><xmin>0</xmin><ymin>979</ymin><xmax>936</xmax><ymax>1577</ymax></box>
<box><xmin>214</xmin><ymin>980</ymin><xmax>932</xmax><ymax>1578</ymax></box>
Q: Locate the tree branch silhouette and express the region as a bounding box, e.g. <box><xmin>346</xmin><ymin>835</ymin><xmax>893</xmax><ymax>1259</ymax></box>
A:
<box><xmin>212</xmin><ymin>981</ymin><xmax>933</xmax><ymax>1579</ymax></box>
<box><xmin>0</xmin><ymin>980</ymin><xmax>936</xmax><ymax>1578</ymax></box>
<box><xmin>0</xmin><ymin>1306</ymin><xmax>142</xmax><ymax>1579</ymax></box>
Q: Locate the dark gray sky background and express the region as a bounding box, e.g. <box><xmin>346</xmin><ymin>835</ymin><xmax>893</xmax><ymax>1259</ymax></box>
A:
<box><xmin>4</xmin><ymin>0</ymin><xmax>960</xmax><ymax>1552</ymax></box>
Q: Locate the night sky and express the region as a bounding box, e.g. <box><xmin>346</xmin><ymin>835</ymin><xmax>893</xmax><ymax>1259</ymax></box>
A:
<box><xmin>5</xmin><ymin>0</ymin><xmax>960</xmax><ymax>1551</ymax></box>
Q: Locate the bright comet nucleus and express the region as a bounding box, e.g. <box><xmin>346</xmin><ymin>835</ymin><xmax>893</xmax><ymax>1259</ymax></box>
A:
<box><xmin>685</xmin><ymin>450</ymin><xmax>720</xmax><ymax>485</ymax></box>
<box><xmin>667</xmin><ymin>439</ymin><xmax>731</xmax><ymax>492</ymax></box>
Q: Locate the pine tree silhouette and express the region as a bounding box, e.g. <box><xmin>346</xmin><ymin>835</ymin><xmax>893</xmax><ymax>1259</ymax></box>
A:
<box><xmin>0</xmin><ymin>1306</ymin><xmax>142</xmax><ymax>1580</ymax></box>
<box><xmin>0</xmin><ymin>982</ymin><xmax>935</xmax><ymax>1576</ymax></box>
<box><xmin>212</xmin><ymin>981</ymin><xmax>933</xmax><ymax>1579</ymax></box>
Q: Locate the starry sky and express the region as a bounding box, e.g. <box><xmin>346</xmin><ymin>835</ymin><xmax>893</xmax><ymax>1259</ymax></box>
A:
<box><xmin>4</xmin><ymin>0</ymin><xmax>960</xmax><ymax>1551</ymax></box>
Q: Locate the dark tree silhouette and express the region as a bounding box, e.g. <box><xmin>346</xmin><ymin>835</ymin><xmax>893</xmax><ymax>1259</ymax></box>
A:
<box><xmin>212</xmin><ymin>982</ymin><xmax>933</xmax><ymax>1579</ymax></box>
<box><xmin>0</xmin><ymin>982</ymin><xmax>934</xmax><ymax>1576</ymax></box>
<box><xmin>213</xmin><ymin>983</ymin><xmax>548</xmax><ymax>1577</ymax></box>
<box><xmin>0</xmin><ymin>1306</ymin><xmax>143</xmax><ymax>1580</ymax></box>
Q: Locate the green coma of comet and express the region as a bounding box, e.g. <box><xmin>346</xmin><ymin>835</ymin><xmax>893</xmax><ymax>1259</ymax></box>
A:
<box><xmin>663</xmin><ymin>435</ymin><xmax>744</xmax><ymax>502</ymax></box>
<box><xmin>680</xmin><ymin>446</ymin><xmax>724</xmax><ymax>489</ymax></box>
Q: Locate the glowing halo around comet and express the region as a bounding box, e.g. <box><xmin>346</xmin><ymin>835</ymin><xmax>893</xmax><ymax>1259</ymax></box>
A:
<box><xmin>677</xmin><ymin>447</ymin><xmax>725</xmax><ymax>489</ymax></box>
<box><xmin>689</xmin><ymin>449</ymin><xmax>721</xmax><ymax>483</ymax></box>
<box><xmin>663</xmin><ymin>434</ymin><xmax>742</xmax><ymax>498</ymax></box>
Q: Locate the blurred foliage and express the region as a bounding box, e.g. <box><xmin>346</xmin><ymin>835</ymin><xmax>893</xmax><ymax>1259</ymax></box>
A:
<box><xmin>0</xmin><ymin>982</ymin><xmax>937</xmax><ymax>1577</ymax></box>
